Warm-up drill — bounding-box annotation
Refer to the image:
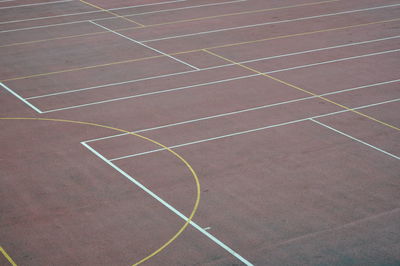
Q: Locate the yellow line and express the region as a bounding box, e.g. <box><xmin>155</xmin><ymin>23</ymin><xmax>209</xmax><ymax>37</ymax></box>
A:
<box><xmin>203</xmin><ymin>49</ymin><xmax>400</xmax><ymax>131</ymax></box>
<box><xmin>2</xmin><ymin>18</ymin><xmax>398</xmax><ymax>82</ymax></box>
<box><xmin>0</xmin><ymin>0</ymin><xmax>339</xmax><ymax>48</ymax></box>
<box><xmin>2</xmin><ymin>55</ymin><xmax>165</xmax><ymax>82</ymax></box>
<box><xmin>79</xmin><ymin>0</ymin><xmax>145</xmax><ymax>27</ymax></box>
<box><xmin>0</xmin><ymin>246</ymin><xmax>17</xmax><ymax>266</ymax></box>
<box><xmin>0</xmin><ymin>117</ymin><xmax>201</xmax><ymax>265</ymax></box>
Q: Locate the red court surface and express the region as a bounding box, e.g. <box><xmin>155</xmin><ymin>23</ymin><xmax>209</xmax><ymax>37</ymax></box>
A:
<box><xmin>1</xmin><ymin>0</ymin><xmax>399</xmax><ymax>265</ymax></box>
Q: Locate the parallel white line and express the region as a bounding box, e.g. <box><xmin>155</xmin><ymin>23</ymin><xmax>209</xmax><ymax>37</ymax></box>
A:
<box><xmin>84</xmin><ymin>79</ymin><xmax>400</xmax><ymax>143</ymax></box>
<box><xmin>311</xmin><ymin>119</ymin><xmax>400</xmax><ymax>160</ymax></box>
<box><xmin>0</xmin><ymin>82</ymin><xmax>42</xmax><ymax>113</ymax></box>
<box><xmin>38</xmin><ymin>48</ymin><xmax>400</xmax><ymax>113</ymax></box>
<box><xmin>89</xmin><ymin>21</ymin><xmax>199</xmax><ymax>70</ymax></box>
<box><xmin>142</xmin><ymin>3</ymin><xmax>400</xmax><ymax>42</ymax></box>
<box><xmin>81</xmin><ymin>142</ymin><xmax>254</xmax><ymax>266</ymax></box>
<box><xmin>26</xmin><ymin>35</ymin><xmax>400</xmax><ymax>100</ymax></box>
<box><xmin>0</xmin><ymin>20</ymin><xmax>87</xmax><ymax>34</ymax></box>
<box><xmin>0</xmin><ymin>0</ymin><xmax>243</xmax><ymax>26</ymax></box>
<box><xmin>108</xmin><ymin>98</ymin><xmax>400</xmax><ymax>161</ymax></box>
<box><xmin>0</xmin><ymin>0</ymin><xmax>73</xmax><ymax>10</ymax></box>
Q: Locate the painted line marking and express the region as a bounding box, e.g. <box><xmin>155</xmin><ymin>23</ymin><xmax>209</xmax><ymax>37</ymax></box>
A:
<box><xmin>271</xmin><ymin>207</ymin><xmax>400</xmax><ymax>250</ymax></box>
<box><xmin>89</xmin><ymin>21</ymin><xmax>199</xmax><ymax>70</ymax></box>
<box><xmin>0</xmin><ymin>0</ymin><xmax>245</xmax><ymax>34</ymax></box>
<box><xmin>204</xmin><ymin>49</ymin><xmax>400</xmax><ymax>131</ymax></box>
<box><xmin>2</xmin><ymin>16</ymin><xmax>399</xmax><ymax>82</ymax></box>
<box><xmin>36</xmin><ymin>48</ymin><xmax>400</xmax><ymax>113</ymax></box>
<box><xmin>310</xmin><ymin>119</ymin><xmax>400</xmax><ymax>160</ymax></box>
<box><xmin>0</xmin><ymin>0</ymin><xmax>327</xmax><ymax>34</ymax></box>
<box><xmin>0</xmin><ymin>82</ymin><xmax>42</xmax><ymax>113</ymax></box>
<box><xmin>25</xmin><ymin>35</ymin><xmax>400</xmax><ymax>99</ymax></box>
<box><xmin>79</xmin><ymin>0</ymin><xmax>144</xmax><ymax>27</ymax></box>
<box><xmin>0</xmin><ymin>246</ymin><xmax>17</xmax><ymax>266</ymax></box>
<box><xmin>0</xmin><ymin>0</ymin><xmax>243</xmax><ymax>27</ymax></box>
<box><xmin>0</xmin><ymin>0</ymin><xmax>73</xmax><ymax>10</ymax></box>
<box><xmin>83</xmin><ymin>79</ymin><xmax>400</xmax><ymax>143</ymax></box>
<box><xmin>107</xmin><ymin>98</ymin><xmax>400</xmax><ymax>161</ymax></box>
<box><xmin>81</xmin><ymin>142</ymin><xmax>253</xmax><ymax>266</ymax></box>
<box><xmin>142</xmin><ymin>3</ymin><xmax>400</xmax><ymax>42</ymax></box>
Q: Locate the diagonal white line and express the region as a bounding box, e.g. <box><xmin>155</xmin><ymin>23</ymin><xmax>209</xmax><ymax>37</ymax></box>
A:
<box><xmin>89</xmin><ymin>21</ymin><xmax>200</xmax><ymax>70</ymax></box>
<box><xmin>311</xmin><ymin>119</ymin><xmax>400</xmax><ymax>160</ymax></box>
<box><xmin>81</xmin><ymin>142</ymin><xmax>254</xmax><ymax>265</ymax></box>
<box><xmin>0</xmin><ymin>82</ymin><xmax>42</xmax><ymax>113</ymax></box>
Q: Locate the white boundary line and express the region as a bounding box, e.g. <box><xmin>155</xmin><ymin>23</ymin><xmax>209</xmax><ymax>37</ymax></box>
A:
<box><xmin>0</xmin><ymin>82</ymin><xmax>43</xmax><ymax>113</ymax></box>
<box><xmin>106</xmin><ymin>98</ymin><xmax>400</xmax><ymax>161</ymax></box>
<box><xmin>89</xmin><ymin>21</ymin><xmax>199</xmax><ymax>70</ymax></box>
<box><xmin>0</xmin><ymin>0</ymin><xmax>73</xmax><ymax>10</ymax></box>
<box><xmin>81</xmin><ymin>142</ymin><xmax>254</xmax><ymax>266</ymax></box>
<box><xmin>0</xmin><ymin>0</ymin><xmax>245</xmax><ymax>33</ymax></box>
<box><xmin>141</xmin><ymin>3</ymin><xmax>400</xmax><ymax>42</ymax></box>
<box><xmin>36</xmin><ymin>48</ymin><xmax>400</xmax><ymax>113</ymax></box>
<box><xmin>83</xmin><ymin>79</ymin><xmax>400</xmax><ymax>143</ymax></box>
<box><xmin>0</xmin><ymin>1</ymin><xmax>395</xmax><ymax>36</ymax></box>
<box><xmin>25</xmin><ymin>35</ymin><xmax>400</xmax><ymax>100</ymax></box>
<box><xmin>0</xmin><ymin>0</ymin><xmax>243</xmax><ymax>26</ymax></box>
<box><xmin>310</xmin><ymin>119</ymin><xmax>400</xmax><ymax>160</ymax></box>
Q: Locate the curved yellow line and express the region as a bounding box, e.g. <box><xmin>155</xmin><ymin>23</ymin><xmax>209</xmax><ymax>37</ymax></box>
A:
<box><xmin>0</xmin><ymin>117</ymin><xmax>201</xmax><ymax>265</ymax></box>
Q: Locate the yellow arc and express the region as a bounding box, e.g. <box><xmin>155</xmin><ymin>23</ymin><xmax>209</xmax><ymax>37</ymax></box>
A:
<box><xmin>0</xmin><ymin>117</ymin><xmax>201</xmax><ymax>266</ymax></box>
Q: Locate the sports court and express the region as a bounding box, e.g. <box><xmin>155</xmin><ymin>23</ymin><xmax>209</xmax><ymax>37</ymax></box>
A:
<box><xmin>0</xmin><ymin>0</ymin><xmax>399</xmax><ymax>265</ymax></box>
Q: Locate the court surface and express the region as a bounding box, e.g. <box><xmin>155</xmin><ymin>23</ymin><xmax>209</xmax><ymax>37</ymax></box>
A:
<box><xmin>1</xmin><ymin>0</ymin><xmax>399</xmax><ymax>265</ymax></box>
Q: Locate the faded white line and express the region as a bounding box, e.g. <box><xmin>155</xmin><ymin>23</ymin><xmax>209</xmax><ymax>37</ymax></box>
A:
<box><xmin>0</xmin><ymin>0</ymin><xmax>73</xmax><ymax>10</ymax></box>
<box><xmin>0</xmin><ymin>0</ymin><xmax>245</xmax><ymax>32</ymax></box>
<box><xmin>81</xmin><ymin>142</ymin><xmax>254</xmax><ymax>266</ymax></box>
<box><xmin>89</xmin><ymin>21</ymin><xmax>199</xmax><ymax>70</ymax></box>
<box><xmin>26</xmin><ymin>35</ymin><xmax>400</xmax><ymax>99</ymax></box>
<box><xmin>311</xmin><ymin>119</ymin><xmax>400</xmax><ymax>159</ymax></box>
<box><xmin>142</xmin><ymin>3</ymin><xmax>400</xmax><ymax>42</ymax></box>
<box><xmin>108</xmin><ymin>98</ymin><xmax>400</xmax><ymax>161</ymax></box>
<box><xmin>0</xmin><ymin>0</ymin><xmax>242</xmax><ymax>26</ymax></box>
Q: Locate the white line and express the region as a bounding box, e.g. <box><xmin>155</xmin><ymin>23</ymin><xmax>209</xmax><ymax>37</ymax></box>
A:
<box><xmin>83</xmin><ymin>79</ymin><xmax>400</xmax><ymax>143</ymax></box>
<box><xmin>142</xmin><ymin>3</ymin><xmax>400</xmax><ymax>42</ymax></box>
<box><xmin>81</xmin><ymin>142</ymin><xmax>254</xmax><ymax>266</ymax></box>
<box><xmin>311</xmin><ymin>119</ymin><xmax>400</xmax><ymax>159</ymax></box>
<box><xmin>0</xmin><ymin>0</ymin><xmax>243</xmax><ymax>26</ymax></box>
<box><xmin>39</xmin><ymin>48</ymin><xmax>400</xmax><ymax>113</ymax></box>
<box><xmin>26</xmin><ymin>35</ymin><xmax>400</xmax><ymax>100</ymax></box>
<box><xmin>39</xmin><ymin>74</ymin><xmax>259</xmax><ymax>113</ymax></box>
<box><xmin>89</xmin><ymin>21</ymin><xmax>200</xmax><ymax>70</ymax></box>
<box><xmin>108</xmin><ymin>98</ymin><xmax>400</xmax><ymax>161</ymax></box>
<box><xmin>0</xmin><ymin>21</ymin><xmax>88</xmax><ymax>34</ymax></box>
<box><xmin>0</xmin><ymin>82</ymin><xmax>42</xmax><ymax>113</ymax></box>
<box><xmin>99</xmin><ymin>0</ymin><xmax>246</xmax><ymax>22</ymax></box>
<box><xmin>0</xmin><ymin>0</ymin><xmax>73</xmax><ymax>10</ymax></box>
<box><xmin>0</xmin><ymin>0</ymin><xmax>245</xmax><ymax>34</ymax></box>
<box><xmin>267</xmin><ymin>48</ymin><xmax>400</xmax><ymax>74</ymax></box>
